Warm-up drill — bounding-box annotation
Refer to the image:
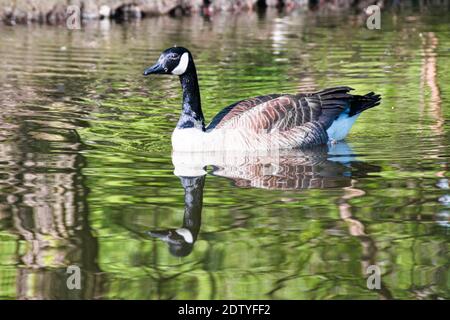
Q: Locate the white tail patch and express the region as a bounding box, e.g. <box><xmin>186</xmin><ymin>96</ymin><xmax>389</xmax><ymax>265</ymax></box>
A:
<box><xmin>172</xmin><ymin>52</ymin><xmax>189</xmax><ymax>75</ymax></box>
<box><xmin>326</xmin><ymin>112</ymin><xmax>360</xmax><ymax>141</ymax></box>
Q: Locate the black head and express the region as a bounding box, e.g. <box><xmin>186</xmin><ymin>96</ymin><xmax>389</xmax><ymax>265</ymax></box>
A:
<box><xmin>143</xmin><ymin>47</ymin><xmax>193</xmax><ymax>76</ymax></box>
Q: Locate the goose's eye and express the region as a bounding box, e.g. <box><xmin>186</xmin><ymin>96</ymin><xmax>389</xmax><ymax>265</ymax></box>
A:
<box><xmin>169</xmin><ymin>53</ymin><xmax>180</xmax><ymax>60</ymax></box>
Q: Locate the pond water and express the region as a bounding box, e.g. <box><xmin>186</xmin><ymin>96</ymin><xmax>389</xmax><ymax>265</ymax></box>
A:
<box><xmin>0</xmin><ymin>8</ymin><xmax>449</xmax><ymax>299</ymax></box>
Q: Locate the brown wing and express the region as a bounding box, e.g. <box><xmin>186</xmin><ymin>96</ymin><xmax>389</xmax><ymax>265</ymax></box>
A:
<box><xmin>207</xmin><ymin>86</ymin><xmax>356</xmax><ymax>132</ymax></box>
<box><xmin>206</xmin><ymin>94</ymin><xmax>281</xmax><ymax>130</ymax></box>
<box><xmin>213</xmin><ymin>94</ymin><xmax>323</xmax><ymax>132</ymax></box>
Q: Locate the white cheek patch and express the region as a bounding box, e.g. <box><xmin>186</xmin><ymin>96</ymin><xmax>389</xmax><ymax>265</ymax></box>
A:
<box><xmin>175</xmin><ymin>228</ymin><xmax>194</xmax><ymax>243</ymax></box>
<box><xmin>172</xmin><ymin>52</ymin><xmax>189</xmax><ymax>75</ymax></box>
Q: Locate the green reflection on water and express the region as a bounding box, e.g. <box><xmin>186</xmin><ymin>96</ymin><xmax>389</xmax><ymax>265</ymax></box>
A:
<box><xmin>0</xmin><ymin>8</ymin><xmax>449</xmax><ymax>299</ymax></box>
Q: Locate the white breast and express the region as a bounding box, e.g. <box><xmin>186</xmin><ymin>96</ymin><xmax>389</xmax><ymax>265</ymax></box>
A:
<box><xmin>171</xmin><ymin>128</ymin><xmax>254</xmax><ymax>152</ymax></box>
<box><xmin>172</xmin><ymin>126</ymin><xmax>326</xmax><ymax>152</ymax></box>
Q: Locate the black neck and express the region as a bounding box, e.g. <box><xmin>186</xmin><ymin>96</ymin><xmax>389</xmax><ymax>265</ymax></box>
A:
<box><xmin>177</xmin><ymin>67</ymin><xmax>205</xmax><ymax>130</ymax></box>
<box><xmin>180</xmin><ymin>175</ymin><xmax>205</xmax><ymax>242</ymax></box>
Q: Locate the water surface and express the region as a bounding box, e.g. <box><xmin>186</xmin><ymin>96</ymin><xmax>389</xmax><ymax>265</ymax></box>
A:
<box><xmin>0</xmin><ymin>9</ymin><xmax>449</xmax><ymax>299</ymax></box>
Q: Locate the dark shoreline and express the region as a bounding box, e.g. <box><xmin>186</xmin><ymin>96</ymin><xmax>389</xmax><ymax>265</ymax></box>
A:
<box><xmin>2</xmin><ymin>0</ymin><xmax>447</xmax><ymax>26</ymax></box>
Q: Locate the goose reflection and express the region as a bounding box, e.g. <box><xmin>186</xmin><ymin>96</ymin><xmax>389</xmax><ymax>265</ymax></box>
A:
<box><xmin>147</xmin><ymin>142</ymin><xmax>380</xmax><ymax>257</ymax></box>
<box><xmin>148</xmin><ymin>175</ymin><xmax>205</xmax><ymax>257</ymax></box>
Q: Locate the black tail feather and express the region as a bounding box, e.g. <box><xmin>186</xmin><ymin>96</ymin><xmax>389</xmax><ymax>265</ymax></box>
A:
<box><xmin>349</xmin><ymin>92</ymin><xmax>381</xmax><ymax>117</ymax></box>
<box><xmin>303</xmin><ymin>86</ymin><xmax>381</xmax><ymax>129</ymax></box>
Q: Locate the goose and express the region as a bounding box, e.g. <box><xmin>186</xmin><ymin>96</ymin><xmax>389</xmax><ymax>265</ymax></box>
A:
<box><xmin>143</xmin><ymin>47</ymin><xmax>381</xmax><ymax>152</ymax></box>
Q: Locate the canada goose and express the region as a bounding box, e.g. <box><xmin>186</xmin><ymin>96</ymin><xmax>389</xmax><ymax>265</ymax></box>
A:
<box><xmin>143</xmin><ymin>47</ymin><xmax>381</xmax><ymax>152</ymax></box>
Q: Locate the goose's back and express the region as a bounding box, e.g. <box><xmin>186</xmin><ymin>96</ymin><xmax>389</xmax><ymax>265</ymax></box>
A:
<box><xmin>207</xmin><ymin>94</ymin><xmax>322</xmax><ymax>132</ymax></box>
<box><xmin>206</xmin><ymin>87</ymin><xmax>354</xmax><ymax>133</ymax></box>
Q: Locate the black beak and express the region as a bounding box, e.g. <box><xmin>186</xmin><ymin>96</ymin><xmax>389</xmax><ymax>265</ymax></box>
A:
<box><xmin>147</xmin><ymin>230</ymin><xmax>177</xmax><ymax>243</ymax></box>
<box><xmin>143</xmin><ymin>63</ymin><xmax>165</xmax><ymax>76</ymax></box>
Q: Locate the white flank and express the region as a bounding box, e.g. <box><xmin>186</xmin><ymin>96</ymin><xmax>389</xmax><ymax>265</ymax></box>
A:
<box><xmin>172</xmin><ymin>126</ymin><xmax>311</xmax><ymax>152</ymax></box>
<box><xmin>175</xmin><ymin>228</ymin><xmax>194</xmax><ymax>243</ymax></box>
<box><xmin>172</xmin><ymin>127</ymin><xmax>250</xmax><ymax>152</ymax></box>
<box><xmin>326</xmin><ymin>113</ymin><xmax>360</xmax><ymax>142</ymax></box>
<box><xmin>172</xmin><ymin>52</ymin><xmax>189</xmax><ymax>75</ymax></box>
